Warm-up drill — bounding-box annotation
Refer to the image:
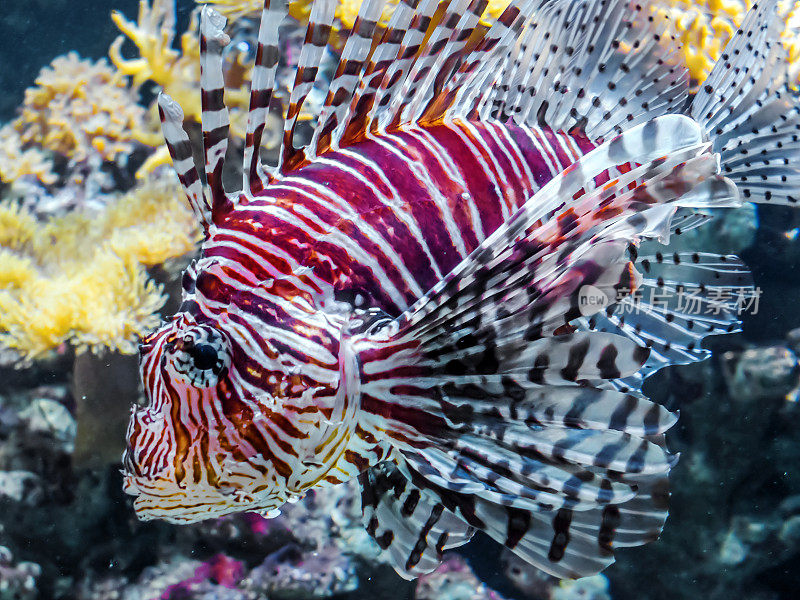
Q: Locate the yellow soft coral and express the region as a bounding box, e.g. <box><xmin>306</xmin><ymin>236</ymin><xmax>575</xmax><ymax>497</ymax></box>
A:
<box><xmin>199</xmin><ymin>0</ymin><xmax>513</xmax><ymax>30</ymax></box>
<box><xmin>13</xmin><ymin>52</ymin><xmax>144</xmax><ymax>163</ymax></box>
<box><xmin>110</xmin><ymin>0</ymin><xmax>252</xmax><ymax>144</ymax></box>
<box><xmin>0</xmin><ymin>174</ymin><xmax>200</xmax><ymax>360</ymax></box>
<box><xmin>656</xmin><ymin>0</ymin><xmax>800</xmax><ymax>84</ymax></box>
<box><xmin>0</xmin><ymin>125</ymin><xmax>57</xmax><ymax>186</ymax></box>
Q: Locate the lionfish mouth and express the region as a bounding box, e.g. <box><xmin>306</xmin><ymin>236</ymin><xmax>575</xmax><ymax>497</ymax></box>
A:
<box><xmin>122</xmin><ymin>412</ymin><xmax>288</xmax><ymax>524</ymax></box>
<box><xmin>123</xmin><ymin>472</ymin><xmax>286</xmax><ymax>523</ymax></box>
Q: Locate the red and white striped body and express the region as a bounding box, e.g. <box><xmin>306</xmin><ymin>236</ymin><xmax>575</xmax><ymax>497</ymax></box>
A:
<box><xmin>124</xmin><ymin>119</ymin><xmax>596</xmax><ymax>521</ymax></box>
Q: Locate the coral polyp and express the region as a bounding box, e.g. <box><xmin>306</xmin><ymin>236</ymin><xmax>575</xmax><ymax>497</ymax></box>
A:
<box><xmin>0</xmin><ymin>174</ymin><xmax>199</xmax><ymax>361</ymax></box>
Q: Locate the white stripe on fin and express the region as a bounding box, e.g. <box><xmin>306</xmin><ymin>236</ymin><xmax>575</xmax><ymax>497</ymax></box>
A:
<box><xmin>243</xmin><ymin>0</ymin><xmax>288</xmax><ymax>195</ymax></box>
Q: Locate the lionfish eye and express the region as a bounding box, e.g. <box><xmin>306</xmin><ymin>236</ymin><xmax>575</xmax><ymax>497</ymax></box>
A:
<box><xmin>188</xmin><ymin>343</ymin><xmax>219</xmax><ymax>372</ymax></box>
<box><xmin>165</xmin><ymin>326</ymin><xmax>230</xmax><ymax>388</ymax></box>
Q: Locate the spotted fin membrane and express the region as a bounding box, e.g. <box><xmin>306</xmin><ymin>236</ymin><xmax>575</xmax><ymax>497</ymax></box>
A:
<box><xmin>345</xmin><ymin>0</ymin><xmax>790</xmax><ymax>579</ymax></box>
<box><xmin>156</xmin><ymin>0</ymin><xmax>796</xmax><ymax>581</ymax></box>
<box><xmin>350</xmin><ymin>114</ymin><xmax>725</xmax><ymax>578</ymax></box>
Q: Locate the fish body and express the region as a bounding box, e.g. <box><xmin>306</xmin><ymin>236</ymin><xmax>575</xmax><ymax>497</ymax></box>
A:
<box><xmin>127</xmin><ymin>118</ymin><xmax>595</xmax><ymax>514</ymax></box>
<box><xmin>210</xmin><ymin>121</ymin><xmax>594</xmax><ymax>311</ymax></box>
<box><xmin>124</xmin><ymin>0</ymin><xmax>798</xmax><ymax>580</ymax></box>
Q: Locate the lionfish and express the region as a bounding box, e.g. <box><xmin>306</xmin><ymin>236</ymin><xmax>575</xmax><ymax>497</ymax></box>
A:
<box><xmin>124</xmin><ymin>0</ymin><xmax>797</xmax><ymax>580</ymax></box>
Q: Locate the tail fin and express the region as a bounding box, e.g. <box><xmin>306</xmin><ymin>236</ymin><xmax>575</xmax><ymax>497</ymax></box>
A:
<box><xmin>350</xmin><ymin>117</ymin><xmax>736</xmax><ymax>578</ymax></box>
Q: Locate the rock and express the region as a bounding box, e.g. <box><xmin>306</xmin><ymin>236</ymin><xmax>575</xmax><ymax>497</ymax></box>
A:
<box><xmin>500</xmin><ymin>548</ymin><xmax>556</xmax><ymax>599</ymax></box>
<box><xmin>243</xmin><ymin>543</ymin><xmax>358</xmax><ymax>600</ymax></box>
<box><xmin>0</xmin><ymin>546</ymin><xmax>41</xmax><ymax>600</ymax></box>
<box><xmin>19</xmin><ymin>399</ymin><xmax>76</xmax><ymax>454</ymax></box>
<box><xmin>718</xmin><ymin>529</ymin><xmax>748</xmax><ymax>566</ymax></box>
<box><xmin>551</xmin><ymin>575</ymin><xmax>611</xmax><ymax>600</ymax></box>
<box><xmin>416</xmin><ymin>555</ymin><xmax>508</xmax><ymax>600</ymax></box>
<box><xmin>0</xmin><ymin>471</ymin><xmax>41</xmax><ymax>504</ymax></box>
<box><xmin>720</xmin><ymin>346</ymin><xmax>800</xmax><ymax>402</ymax></box>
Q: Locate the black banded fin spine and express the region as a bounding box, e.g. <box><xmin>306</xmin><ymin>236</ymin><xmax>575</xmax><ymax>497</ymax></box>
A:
<box><xmin>243</xmin><ymin>0</ymin><xmax>288</xmax><ymax>195</ymax></box>
<box><xmin>312</xmin><ymin>0</ymin><xmax>387</xmax><ymax>155</ymax></box>
<box><xmin>199</xmin><ymin>7</ymin><xmax>233</xmax><ymax>216</ymax></box>
<box><xmin>157</xmin><ymin>93</ymin><xmax>212</xmax><ymax>233</ymax></box>
<box><xmin>359</xmin><ymin>460</ymin><xmax>477</xmax><ymax>579</ymax></box>
<box><xmin>395</xmin><ymin>0</ymin><xmax>487</xmax><ymax>126</ymax></box>
<box><xmin>467</xmin><ymin>0</ymin><xmax>689</xmax><ymax>140</ymax></box>
<box><xmin>279</xmin><ymin>0</ymin><xmax>337</xmax><ymax>172</ymax></box>
<box><xmin>338</xmin><ymin>0</ymin><xmax>422</xmax><ymax>144</ymax></box>
<box><xmin>360</xmin><ymin>458</ymin><xmax>671</xmax><ymax>580</ymax></box>
<box><xmin>579</xmin><ymin>252</ymin><xmax>754</xmax><ymax>389</ymax></box>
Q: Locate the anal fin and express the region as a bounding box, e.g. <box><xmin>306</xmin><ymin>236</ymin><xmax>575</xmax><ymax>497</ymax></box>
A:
<box><xmin>359</xmin><ymin>460</ymin><xmax>477</xmax><ymax>579</ymax></box>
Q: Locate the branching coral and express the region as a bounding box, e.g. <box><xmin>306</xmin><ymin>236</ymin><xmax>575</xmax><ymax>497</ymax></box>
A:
<box><xmin>0</xmin><ymin>174</ymin><xmax>199</xmax><ymax>361</ymax></box>
<box><xmin>0</xmin><ymin>51</ymin><xmax>144</xmax><ymax>186</ymax></box>
<box><xmin>13</xmin><ymin>52</ymin><xmax>145</xmax><ymax>164</ymax></box>
<box><xmin>110</xmin><ymin>0</ymin><xmax>252</xmax><ymax>146</ymax></box>
<box><xmin>0</xmin><ymin>125</ymin><xmax>57</xmax><ymax>186</ymax></box>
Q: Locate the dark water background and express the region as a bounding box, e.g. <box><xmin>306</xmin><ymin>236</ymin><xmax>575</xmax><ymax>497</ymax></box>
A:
<box><xmin>0</xmin><ymin>0</ymin><xmax>196</xmax><ymax>120</ymax></box>
<box><xmin>2</xmin><ymin>2</ymin><xmax>800</xmax><ymax>599</ymax></box>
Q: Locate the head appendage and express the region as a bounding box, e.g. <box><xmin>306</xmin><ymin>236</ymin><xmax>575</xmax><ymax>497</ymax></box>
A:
<box><xmin>278</xmin><ymin>0</ymin><xmax>337</xmax><ymax>173</ymax></box>
<box><xmin>243</xmin><ymin>0</ymin><xmax>288</xmax><ymax>195</ymax></box>
<box><xmin>199</xmin><ymin>7</ymin><xmax>233</xmax><ymax>215</ymax></box>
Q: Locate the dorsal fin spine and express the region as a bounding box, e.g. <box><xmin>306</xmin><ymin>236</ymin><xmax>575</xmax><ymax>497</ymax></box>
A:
<box><xmin>278</xmin><ymin>0</ymin><xmax>337</xmax><ymax>173</ymax></box>
<box><xmin>243</xmin><ymin>0</ymin><xmax>287</xmax><ymax>195</ymax></box>
<box><xmin>370</xmin><ymin>0</ymin><xmax>443</xmax><ymax>132</ymax></box>
<box><xmin>388</xmin><ymin>0</ymin><xmax>476</xmax><ymax>124</ymax></box>
<box><xmin>157</xmin><ymin>93</ymin><xmax>212</xmax><ymax>234</ymax></box>
<box><xmin>199</xmin><ymin>7</ymin><xmax>233</xmax><ymax>218</ymax></box>
<box><xmin>339</xmin><ymin>0</ymin><xmax>422</xmax><ymax>143</ymax></box>
<box><xmin>406</xmin><ymin>0</ymin><xmax>489</xmax><ymax>124</ymax></box>
<box><xmin>424</xmin><ymin>0</ymin><xmax>535</xmax><ymax>122</ymax></box>
<box><xmin>312</xmin><ymin>0</ymin><xmax>388</xmax><ymax>155</ymax></box>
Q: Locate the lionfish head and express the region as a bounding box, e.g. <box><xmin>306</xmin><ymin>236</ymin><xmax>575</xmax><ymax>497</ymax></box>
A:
<box><xmin>123</xmin><ymin>313</ymin><xmax>297</xmax><ymax>523</ymax></box>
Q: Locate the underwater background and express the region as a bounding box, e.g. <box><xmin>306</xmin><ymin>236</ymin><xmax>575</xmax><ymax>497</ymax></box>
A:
<box><xmin>1</xmin><ymin>1</ymin><xmax>800</xmax><ymax>599</ymax></box>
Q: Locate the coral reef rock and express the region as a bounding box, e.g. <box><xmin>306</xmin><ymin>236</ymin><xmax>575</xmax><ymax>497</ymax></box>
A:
<box><xmin>0</xmin><ymin>546</ymin><xmax>40</xmax><ymax>600</ymax></box>
<box><xmin>551</xmin><ymin>575</ymin><xmax>611</xmax><ymax>600</ymax></box>
<box><xmin>416</xmin><ymin>555</ymin><xmax>508</xmax><ymax>600</ymax></box>
<box><xmin>721</xmin><ymin>345</ymin><xmax>800</xmax><ymax>403</ymax></box>
<box><xmin>243</xmin><ymin>543</ymin><xmax>358</xmax><ymax>599</ymax></box>
<box><xmin>501</xmin><ymin>548</ymin><xmax>557</xmax><ymax>599</ymax></box>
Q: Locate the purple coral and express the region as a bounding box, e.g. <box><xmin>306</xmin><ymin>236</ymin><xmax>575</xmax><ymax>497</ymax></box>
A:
<box><xmin>160</xmin><ymin>554</ymin><xmax>245</xmax><ymax>599</ymax></box>
<box><xmin>242</xmin><ymin>543</ymin><xmax>358</xmax><ymax>599</ymax></box>
<box><xmin>416</xmin><ymin>554</ymin><xmax>508</xmax><ymax>600</ymax></box>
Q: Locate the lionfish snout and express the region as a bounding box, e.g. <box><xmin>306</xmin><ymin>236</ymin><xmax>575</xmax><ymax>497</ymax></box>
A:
<box><xmin>125</xmin><ymin>317</ymin><xmax>295</xmax><ymax>522</ymax></box>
